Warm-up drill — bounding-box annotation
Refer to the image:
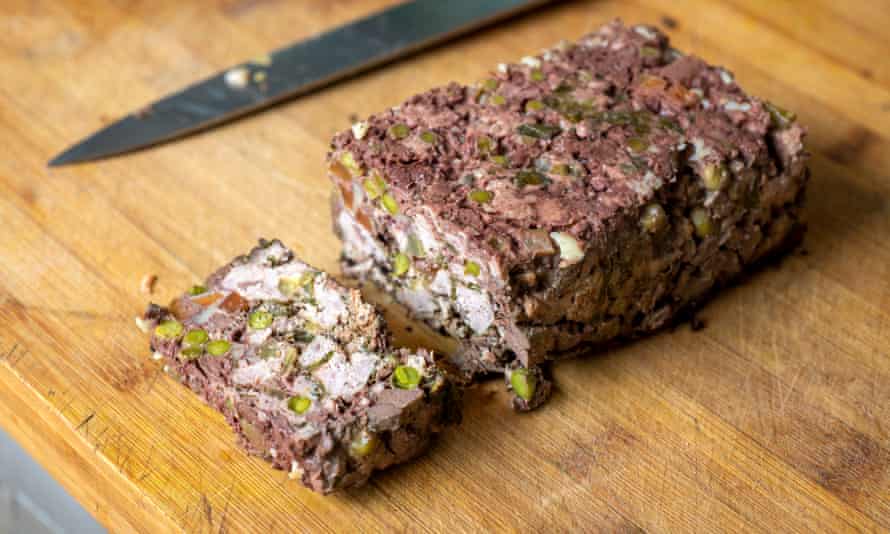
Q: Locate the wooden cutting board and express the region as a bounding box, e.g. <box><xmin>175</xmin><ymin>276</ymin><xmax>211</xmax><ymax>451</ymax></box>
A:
<box><xmin>1</xmin><ymin>0</ymin><xmax>889</xmax><ymax>531</ymax></box>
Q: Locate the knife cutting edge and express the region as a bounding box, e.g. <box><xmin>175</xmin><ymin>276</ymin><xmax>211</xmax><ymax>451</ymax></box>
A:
<box><xmin>49</xmin><ymin>0</ymin><xmax>551</xmax><ymax>166</ymax></box>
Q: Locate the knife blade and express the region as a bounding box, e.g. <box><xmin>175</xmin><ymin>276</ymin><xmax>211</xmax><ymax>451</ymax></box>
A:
<box><xmin>49</xmin><ymin>0</ymin><xmax>551</xmax><ymax>166</ymax></box>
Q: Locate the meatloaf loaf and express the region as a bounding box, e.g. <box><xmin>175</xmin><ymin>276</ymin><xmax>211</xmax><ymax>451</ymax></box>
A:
<box><xmin>328</xmin><ymin>20</ymin><xmax>808</xmax><ymax>410</ymax></box>
<box><xmin>143</xmin><ymin>239</ymin><xmax>460</xmax><ymax>494</ymax></box>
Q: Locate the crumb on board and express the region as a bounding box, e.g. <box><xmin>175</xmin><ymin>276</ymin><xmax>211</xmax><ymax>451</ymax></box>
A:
<box><xmin>134</xmin><ymin>316</ymin><xmax>152</xmax><ymax>333</ymax></box>
<box><xmin>660</xmin><ymin>15</ymin><xmax>678</xmax><ymax>29</ymax></box>
<box><xmin>348</xmin><ymin>112</ymin><xmax>359</xmax><ymax>124</ymax></box>
<box><xmin>140</xmin><ymin>273</ymin><xmax>157</xmax><ymax>295</ymax></box>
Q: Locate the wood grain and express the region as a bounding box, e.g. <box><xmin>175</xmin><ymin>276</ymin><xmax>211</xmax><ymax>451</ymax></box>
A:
<box><xmin>1</xmin><ymin>0</ymin><xmax>889</xmax><ymax>531</ymax></box>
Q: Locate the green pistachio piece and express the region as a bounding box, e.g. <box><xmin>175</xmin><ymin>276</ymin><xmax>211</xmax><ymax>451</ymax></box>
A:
<box><xmin>765</xmin><ymin>102</ymin><xmax>796</xmax><ymax>129</ymax></box>
<box><xmin>510</xmin><ymin>368</ymin><xmax>536</xmax><ymax>401</ymax></box>
<box><xmin>469</xmin><ymin>190</ymin><xmax>493</xmax><ymax>204</ymax></box>
<box><xmin>287</xmin><ymin>396</ymin><xmax>312</xmax><ymax>415</ymax></box>
<box><xmin>550</xmin><ymin>163</ymin><xmax>571</xmax><ymax>175</ymax></box>
<box><xmin>419</xmin><ymin>131</ymin><xmax>439</xmax><ymax>144</ymax></box>
<box><xmin>627</xmin><ymin>137</ymin><xmax>649</xmax><ymax>153</ymax></box>
<box><xmin>464</xmin><ymin>260</ymin><xmax>481</xmax><ymax>277</ymax></box>
<box><xmin>277</xmin><ymin>276</ymin><xmax>301</xmax><ymax>297</ymax></box>
<box><xmin>702</xmin><ymin>164</ymin><xmax>729</xmax><ymax>191</ymax></box>
<box><xmin>180</xmin><ymin>345</ymin><xmax>204</xmax><ymax>360</ymax></box>
<box><xmin>392</xmin><ymin>253</ymin><xmax>411</xmax><ymax>277</ymax></box>
<box><xmin>690</xmin><ymin>208</ymin><xmax>714</xmax><ymax>238</ymax></box>
<box><xmin>640</xmin><ymin>46</ymin><xmax>661</xmax><ymax>58</ymax></box>
<box><xmin>393</xmin><ymin>365</ymin><xmax>421</xmax><ymax>389</ymax></box>
<box><xmin>248</xmin><ymin>310</ymin><xmax>274</xmax><ymax>330</ymax></box>
<box><xmin>490</xmin><ymin>154</ymin><xmax>509</xmax><ymax>167</ymax></box>
<box><xmin>380</xmin><ymin>193</ymin><xmax>399</xmax><ymax>215</ymax></box>
<box><xmin>206</xmin><ymin>339</ymin><xmax>231</xmax><ymax>357</ymax></box>
<box><xmin>406</xmin><ymin>234</ymin><xmax>426</xmax><ymax>258</ymax></box>
<box><xmin>480</xmin><ymin>78</ymin><xmax>499</xmax><ymax>92</ymax></box>
<box><xmin>182</xmin><ymin>329</ymin><xmax>208</xmax><ymax>347</ymax></box>
<box><xmin>640</xmin><ymin>203</ymin><xmax>668</xmax><ymax>233</ymax></box>
<box><xmin>349</xmin><ymin>430</ymin><xmax>378</xmax><ymax>458</ymax></box>
<box><xmin>476</xmin><ymin>135</ymin><xmax>494</xmax><ymax>155</ymax></box>
<box><xmin>530</xmin><ymin>68</ymin><xmax>545</xmax><ymax>82</ymax></box>
<box><xmin>387</xmin><ymin>123</ymin><xmax>410</xmax><ymax>140</ymax></box>
<box><xmin>489</xmin><ymin>94</ymin><xmax>507</xmax><ymax>106</ymax></box>
<box><xmin>281</xmin><ymin>344</ymin><xmax>299</xmax><ymax>374</ymax></box>
<box><xmin>515</xmin><ymin>170</ymin><xmax>550</xmax><ymax>188</ymax></box>
<box><xmin>154</xmin><ymin>320</ymin><xmax>183</xmax><ymax>340</ymax></box>
<box><xmin>362</xmin><ymin>173</ymin><xmax>387</xmax><ymax>200</ymax></box>
<box><xmin>339</xmin><ymin>151</ymin><xmax>363</xmax><ymax>176</ymax></box>
<box><xmin>517</xmin><ymin>123</ymin><xmax>562</xmax><ymax>140</ymax></box>
<box><xmin>525</xmin><ymin>99</ymin><xmax>545</xmax><ymax>113</ymax></box>
<box><xmin>188</xmin><ymin>284</ymin><xmax>207</xmax><ymax>296</ymax></box>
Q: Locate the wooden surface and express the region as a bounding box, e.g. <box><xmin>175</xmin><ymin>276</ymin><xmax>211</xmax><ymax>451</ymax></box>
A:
<box><xmin>1</xmin><ymin>0</ymin><xmax>889</xmax><ymax>531</ymax></box>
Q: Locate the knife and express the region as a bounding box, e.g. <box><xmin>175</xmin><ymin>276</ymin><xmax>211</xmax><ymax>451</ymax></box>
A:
<box><xmin>49</xmin><ymin>0</ymin><xmax>551</xmax><ymax>166</ymax></box>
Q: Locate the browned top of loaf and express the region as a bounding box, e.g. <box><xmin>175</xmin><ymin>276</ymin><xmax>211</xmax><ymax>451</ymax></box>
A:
<box><xmin>330</xmin><ymin>20</ymin><xmax>804</xmax><ymax>267</ymax></box>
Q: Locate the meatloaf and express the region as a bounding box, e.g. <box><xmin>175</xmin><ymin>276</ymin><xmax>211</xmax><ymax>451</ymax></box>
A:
<box><xmin>328</xmin><ymin>20</ymin><xmax>808</xmax><ymax>410</ymax></box>
<box><xmin>143</xmin><ymin>239</ymin><xmax>460</xmax><ymax>494</ymax></box>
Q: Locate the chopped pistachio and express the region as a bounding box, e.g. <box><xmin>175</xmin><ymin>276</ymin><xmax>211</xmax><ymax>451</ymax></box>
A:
<box><xmin>550</xmin><ymin>232</ymin><xmax>585</xmax><ymax>266</ymax></box>
<box><xmin>476</xmin><ymin>135</ymin><xmax>494</xmax><ymax>154</ymax></box>
<box><xmin>640</xmin><ymin>46</ymin><xmax>661</xmax><ymax>58</ymax></box>
<box><xmin>515</xmin><ymin>170</ymin><xmax>549</xmax><ymax>188</ymax></box>
<box><xmin>690</xmin><ymin>208</ymin><xmax>714</xmax><ymax>238</ymax></box>
<box><xmin>380</xmin><ymin>193</ymin><xmax>399</xmax><ymax>215</ymax></box>
<box><xmin>525</xmin><ymin>99</ymin><xmax>545</xmax><ymax>113</ymax></box>
<box><xmin>510</xmin><ymin>368</ymin><xmax>536</xmax><ymax>401</ymax></box>
<box><xmin>550</xmin><ymin>163</ymin><xmax>571</xmax><ymax>175</ymax></box>
<box><xmin>530</xmin><ymin>68</ymin><xmax>545</xmax><ymax>82</ymax></box>
<box><xmin>765</xmin><ymin>102</ymin><xmax>796</xmax><ymax>129</ymax></box>
<box><xmin>182</xmin><ymin>329</ymin><xmax>209</xmax><ymax>347</ymax></box>
<box><xmin>188</xmin><ymin>284</ymin><xmax>207</xmax><ymax>296</ymax></box>
<box><xmin>248</xmin><ymin>310</ymin><xmax>274</xmax><ymax>330</ymax></box>
<box><xmin>339</xmin><ymin>151</ymin><xmax>362</xmax><ymax>176</ymax></box>
<box><xmin>702</xmin><ymin>164</ymin><xmax>729</xmax><ymax>191</ymax></box>
<box><xmin>393</xmin><ymin>365</ymin><xmax>421</xmax><ymax>389</ymax></box>
<box><xmin>180</xmin><ymin>346</ymin><xmax>204</xmax><ymax>360</ymax></box>
<box><xmin>489</xmin><ymin>94</ymin><xmax>507</xmax><ymax>106</ymax></box>
<box><xmin>154</xmin><ymin>320</ymin><xmax>183</xmax><ymax>339</ymax></box>
<box><xmin>490</xmin><ymin>154</ymin><xmax>509</xmax><ymax>167</ymax></box>
<box><xmin>480</xmin><ymin>78</ymin><xmax>499</xmax><ymax>92</ymax></box>
<box><xmin>362</xmin><ymin>173</ymin><xmax>387</xmax><ymax>200</ymax></box>
<box><xmin>419</xmin><ymin>131</ymin><xmax>439</xmax><ymax>144</ymax></box>
<box><xmin>387</xmin><ymin>123</ymin><xmax>410</xmax><ymax>140</ymax></box>
<box><xmin>277</xmin><ymin>276</ymin><xmax>301</xmax><ymax>297</ymax></box>
<box><xmin>469</xmin><ymin>189</ymin><xmax>493</xmax><ymax>204</ymax></box>
<box><xmin>517</xmin><ymin>123</ymin><xmax>562</xmax><ymax>140</ymax></box>
<box><xmin>281</xmin><ymin>344</ymin><xmax>299</xmax><ymax>374</ymax></box>
<box><xmin>392</xmin><ymin>253</ymin><xmax>411</xmax><ymax>277</ymax></box>
<box><xmin>627</xmin><ymin>137</ymin><xmax>648</xmax><ymax>153</ymax></box>
<box><xmin>406</xmin><ymin>234</ymin><xmax>426</xmax><ymax>258</ymax></box>
<box><xmin>206</xmin><ymin>339</ymin><xmax>231</xmax><ymax>357</ymax></box>
<box><xmin>349</xmin><ymin>430</ymin><xmax>378</xmax><ymax>458</ymax></box>
<box><xmin>464</xmin><ymin>260</ymin><xmax>481</xmax><ymax>277</ymax></box>
<box><xmin>476</xmin><ymin>135</ymin><xmax>494</xmax><ymax>155</ymax></box>
<box><xmin>640</xmin><ymin>203</ymin><xmax>668</xmax><ymax>233</ymax></box>
<box><xmin>287</xmin><ymin>396</ymin><xmax>312</xmax><ymax>415</ymax></box>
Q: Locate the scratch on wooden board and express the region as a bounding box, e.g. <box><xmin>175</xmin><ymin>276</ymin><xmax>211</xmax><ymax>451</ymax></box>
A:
<box><xmin>74</xmin><ymin>412</ymin><xmax>95</xmax><ymax>432</ymax></box>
